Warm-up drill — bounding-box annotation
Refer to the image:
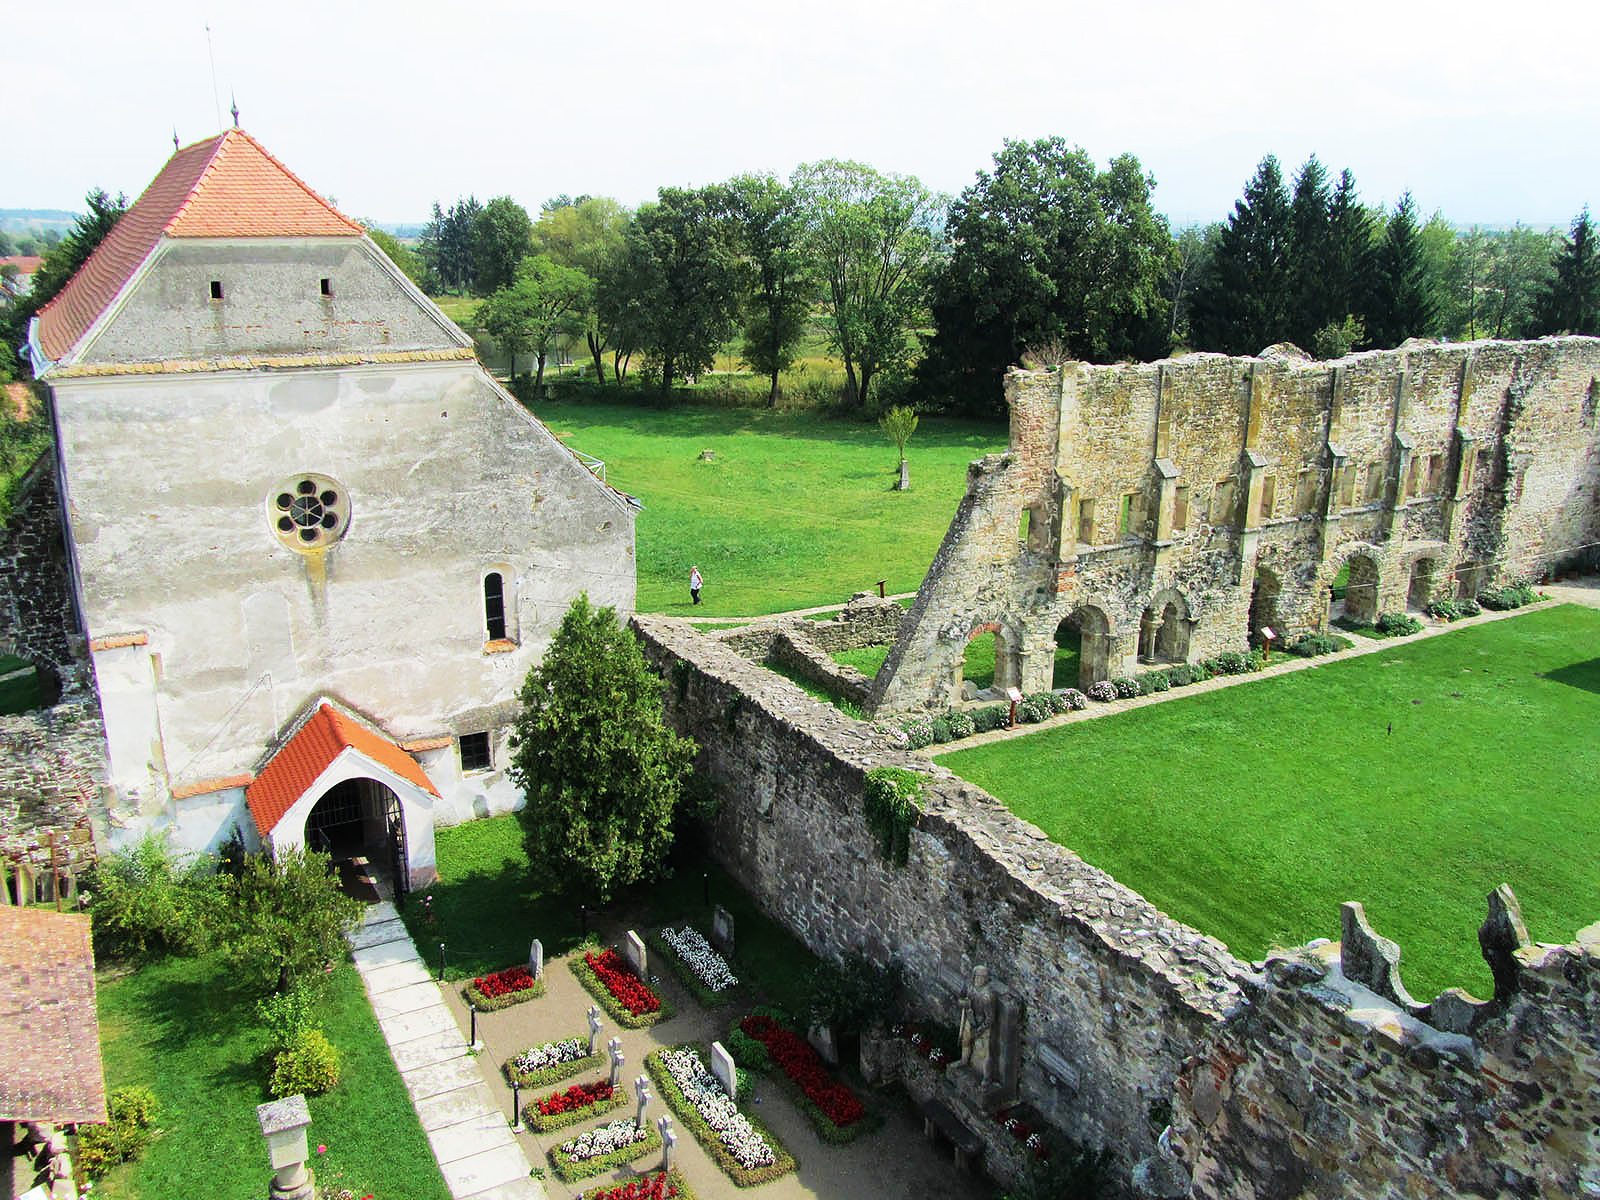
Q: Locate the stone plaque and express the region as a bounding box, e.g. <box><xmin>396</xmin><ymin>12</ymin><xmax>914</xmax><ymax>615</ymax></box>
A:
<box><xmin>529</xmin><ymin>938</ymin><xmax>543</xmax><ymax>979</ymax></box>
<box><xmin>710</xmin><ymin>904</ymin><xmax>735</xmax><ymax>955</ymax></box>
<box><xmin>710</xmin><ymin>1040</ymin><xmax>737</xmax><ymax>1098</ymax></box>
<box><xmin>807</xmin><ymin>1022</ymin><xmax>839</xmax><ymax>1065</ymax></box>
<box><xmin>623</xmin><ymin>929</ymin><xmax>648</xmax><ymax>980</ymax></box>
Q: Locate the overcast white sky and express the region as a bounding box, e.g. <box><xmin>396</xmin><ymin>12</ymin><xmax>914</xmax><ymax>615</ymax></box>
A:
<box><xmin>10</xmin><ymin>0</ymin><xmax>1598</xmax><ymax>228</ymax></box>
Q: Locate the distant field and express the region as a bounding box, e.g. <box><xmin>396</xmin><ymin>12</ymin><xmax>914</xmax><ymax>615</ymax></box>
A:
<box><xmin>530</xmin><ymin>397</ymin><xmax>1005</xmax><ymax>616</ymax></box>
<box><xmin>936</xmin><ymin>606</ymin><xmax>1600</xmax><ymax>1000</ymax></box>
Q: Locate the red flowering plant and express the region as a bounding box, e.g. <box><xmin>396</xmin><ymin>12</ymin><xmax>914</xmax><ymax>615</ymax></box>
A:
<box><xmin>464</xmin><ymin>963</ymin><xmax>545</xmax><ymax>1011</ymax></box>
<box><xmin>525</xmin><ymin>1077</ymin><xmax>627</xmax><ymax>1133</ymax></box>
<box><xmin>737</xmin><ymin>1013</ymin><xmax>870</xmax><ymax>1141</ymax></box>
<box><xmin>573</xmin><ymin>948</ymin><xmax>669</xmax><ymax>1028</ymax></box>
<box><xmin>581</xmin><ymin>1169</ymin><xmax>687</xmax><ymax>1200</ymax></box>
<box><xmin>888</xmin><ymin>1021</ymin><xmax>957</xmax><ymax>1072</ymax></box>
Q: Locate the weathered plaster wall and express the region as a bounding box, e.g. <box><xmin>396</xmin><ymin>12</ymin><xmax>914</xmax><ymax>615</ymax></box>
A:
<box><xmin>873</xmin><ymin>338</ymin><xmax>1600</xmax><ymax>715</ymax></box>
<box><xmin>80</xmin><ymin>238</ymin><xmax>463</xmax><ymax>364</ymax></box>
<box><xmin>50</xmin><ymin>357</ymin><xmax>635</xmax><ymax>839</ymax></box>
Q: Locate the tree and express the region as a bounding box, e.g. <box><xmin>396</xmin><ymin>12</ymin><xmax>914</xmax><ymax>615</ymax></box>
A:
<box><xmin>916</xmin><ymin>138</ymin><xmax>1173</xmax><ymax>414</ymax></box>
<box><xmin>1483</xmin><ymin>224</ymin><xmax>1555</xmax><ymax>338</ymax></box>
<box><xmin>793</xmin><ymin>160</ymin><xmax>946</xmax><ymax>410</ymax></box>
<box><xmin>726</xmin><ymin>174</ymin><xmax>813</xmax><ymax>406</ymax></box>
<box><xmin>1165</xmin><ymin>223</ymin><xmax>1219</xmax><ymax>348</ymax></box>
<box><xmin>509</xmin><ymin>594</ymin><xmax>696</xmax><ymax>901</ymax></box>
<box><xmin>1189</xmin><ymin>156</ymin><xmax>1294</xmax><ymax>355</ymax></box>
<box><xmin>533</xmin><ymin>196</ymin><xmax>631</xmax><ymax>381</ymax></box>
<box><xmin>219</xmin><ymin>846</ymin><xmax>362</xmax><ymax>994</ymax></box>
<box><xmin>471</xmin><ymin>196</ymin><xmax>534</xmax><ymax>297</ymax></box>
<box><xmin>420</xmin><ymin>197</ymin><xmax>482</xmax><ymax>294</ymax></box>
<box><xmin>1366</xmin><ymin>193</ymin><xmax>1435</xmax><ymax>348</ymax></box>
<box><xmin>363</xmin><ymin>225</ymin><xmax>429</xmax><ymax>290</ymax></box>
<box><xmin>478</xmin><ymin>256</ymin><xmax>595</xmax><ymax>396</ymax></box>
<box><xmin>608</xmin><ymin>187</ymin><xmax>740</xmax><ymax>392</ymax></box>
<box><xmin>1533</xmin><ymin>208</ymin><xmax>1600</xmax><ymax>336</ymax></box>
<box><xmin>1286</xmin><ymin>156</ymin><xmax>1333</xmax><ymax>347</ymax></box>
<box><xmin>879</xmin><ymin>405</ymin><xmax>918</xmax><ymax>490</ymax></box>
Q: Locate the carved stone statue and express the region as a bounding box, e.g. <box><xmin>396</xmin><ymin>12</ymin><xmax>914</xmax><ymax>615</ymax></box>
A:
<box><xmin>958</xmin><ymin>964</ymin><xmax>997</xmax><ymax>1080</ymax></box>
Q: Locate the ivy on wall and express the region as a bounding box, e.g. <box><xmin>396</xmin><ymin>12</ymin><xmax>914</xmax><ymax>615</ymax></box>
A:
<box><xmin>862</xmin><ymin>767</ymin><xmax>924</xmax><ymax>867</ymax></box>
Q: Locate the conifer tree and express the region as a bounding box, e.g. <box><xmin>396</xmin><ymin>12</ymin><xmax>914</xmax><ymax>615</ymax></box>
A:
<box><xmin>1319</xmin><ymin>169</ymin><xmax>1376</xmax><ymax>349</ymax></box>
<box><xmin>1533</xmin><ymin>208</ymin><xmax>1599</xmax><ymax>336</ymax></box>
<box><xmin>1188</xmin><ymin>157</ymin><xmax>1293</xmax><ymax>355</ymax></box>
<box><xmin>1287</xmin><ymin>156</ymin><xmax>1333</xmax><ymax>348</ymax></box>
<box><xmin>1365</xmin><ymin>193</ymin><xmax>1435</xmax><ymax>348</ymax></box>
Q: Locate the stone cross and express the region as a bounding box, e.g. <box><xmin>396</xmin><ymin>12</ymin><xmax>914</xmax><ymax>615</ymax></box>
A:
<box><xmin>657</xmin><ymin>1115</ymin><xmax>677</xmax><ymax>1169</ymax></box>
<box><xmin>633</xmin><ymin>1074</ymin><xmax>651</xmax><ymax>1125</ymax></box>
<box><xmin>608</xmin><ymin>1037</ymin><xmax>625</xmax><ymax>1087</ymax></box>
<box><xmin>711</xmin><ymin>904</ymin><xmax>735</xmax><ymax>955</ymax></box>
<box><xmin>528</xmin><ymin>938</ymin><xmax>543</xmax><ymax>979</ymax></box>
<box><xmin>623</xmin><ymin>929</ymin><xmax>648</xmax><ymax>980</ymax></box>
<box><xmin>587</xmin><ymin>1005</ymin><xmax>603</xmax><ymax>1054</ymax></box>
<box><xmin>257</xmin><ymin>1095</ymin><xmax>314</xmax><ymax>1200</ymax></box>
<box><xmin>710</xmin><ymin>1040</ymin><xmax>737</xmax><ymax>1099</ymax></box>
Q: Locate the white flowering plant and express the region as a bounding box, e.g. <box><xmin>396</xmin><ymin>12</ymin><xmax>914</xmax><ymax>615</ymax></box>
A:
<box><xmin>507</xmin><ymin>1036</ymin><xmax>598</xmax><ymax>1088</ymax></box>
<box><xmin>646</xmin><ymin>1045</ymin><xmax>796</xmax><ymax>1186</ymax></box>
<box><xmin>659</xmin><ymin>925</ymin><xmax>738</xmax><ymax>994</ymax></box>
<box><xmin>548</xmin><ymin>1116</ymin><xmax>660</xmax><ymax>1183</ymax></box>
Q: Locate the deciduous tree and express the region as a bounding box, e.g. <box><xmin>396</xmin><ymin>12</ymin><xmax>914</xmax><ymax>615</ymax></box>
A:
<box><xmin>879</xmin><ymin>405</ymin><xmax>918</xmax><ymax>490</ymax></box>
<box><xmin>726</xmin><ymin>174</ymin><xmax>812</xmax><ymax>407</ymax></box>
<box><xmin>533</xmin><ymin>196</ymin><xmax>631</xmax><ymax>381</ymax></box>
<box><xmin>471</xmin><ymin>196</ymin><xmax>534</xmax><ymax>297</ymax></box>
<box><xmin>509</xmin><ymin>594</ymin><xmax>696</xmax><ymax>901</ymax></box>
<box><xmin>478</xmin><ymin>256</ymin><xmax>595</xmax><ymax>396</ymax></box>
<box><xmin>220</xmin><ymin>846</ymin><xmax>363</xmax><ymax>994</ymax></box>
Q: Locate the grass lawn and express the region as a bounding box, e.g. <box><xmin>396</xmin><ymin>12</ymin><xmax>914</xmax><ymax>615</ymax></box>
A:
<box><xmin>95</xmin><ymin>954</ymin><xmax>449</xmax><ymax>1200</ymax></box>
<box><xmin>406</xmin><ymin>815</ymin><xmax>819</xmax><ymax>1016</ymax></box>
<box><xmin>0</xmin><ymin>652</ymin><xmax>42</xmax><ymax>714</ymax></box>
<box><xmin>935</xmin><ymin>605</ymin><xmax>1600</xmax><ymax>1001</ymax></box>
<box><xmin>524</xmin><ymin>397</ymin><xmax>1004</xmax><ymax>617</ymax></box>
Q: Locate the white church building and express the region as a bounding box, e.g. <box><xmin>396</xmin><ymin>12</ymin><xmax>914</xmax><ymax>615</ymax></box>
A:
<box><xmin>28</xmin><ymin>129</ymin><xmax>637</xmax><ymax>891</ymax></box>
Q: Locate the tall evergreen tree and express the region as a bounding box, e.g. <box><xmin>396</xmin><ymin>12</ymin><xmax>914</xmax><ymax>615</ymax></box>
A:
<box><xmin>420</xmin><ymin>197</ymin><xmax>482</xmax><ymax>294</ymax></box>
<box><xmin>1188</xmin><ymin>156</ymin><xmax>1293</xmax><ymax>355</ymax></box>
<box><xmin>1322</xmin><ymin>169</ymin><xmax>1375</xmax><ymax>341</ymax></box>
<box><xmin>1533</xmin><ymin>208</ymin><xmax>1600</xmax><ymax>336</ymax></box>
<box><xmin>1287</xmin><ymin>156</ymin><xmax>1333</xmax><ymax>347</ymax></box>
<box><xmin>1365</xmin><ymin>193</ymin><xmax>1435</xmax><ymax>348</ymax></box>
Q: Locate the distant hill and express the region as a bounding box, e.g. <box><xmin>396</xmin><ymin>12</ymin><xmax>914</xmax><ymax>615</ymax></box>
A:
<box><xmin>0</xmin><ymin>209</ymin><xmax>77</xmax><ymax>229</ymax></box>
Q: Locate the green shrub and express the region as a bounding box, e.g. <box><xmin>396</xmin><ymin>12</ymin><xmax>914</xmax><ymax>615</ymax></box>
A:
<box><xmin>257</xmin><ymin>985</ymin><xmax>320</xmax><ymax>1051</ymax></box>
<box><xmin>79</xmin><ymin>1085</ymin><xmax>160</xmax><ymax>1178</ymax></box>
<box><xmin>863</xmin><ymin>768</ymin><xmax>924</xmax><ymax>866</ymax></box>
<box><xmin>899</xmin><ymin>718</ymin><xmax>935</xmax><ymax>750</ymax></box>
<box><xmin>87</xmin><ymin>834</ymin><xmax>221</xmax><ymax>960</ymax></box>
<box><xmin>1212</xmin><ymin>650</ymin><xmax>1247</xmax><ymax>675</ymax></box>
<box><xmin>1244</xmin><ymin>647</ymin><xmax>1265</xmax><ymax>672</ymax></box>
<box><xmin>1428</xmin><ymin>598</ymin><xmax>1461</xmax><ymax>621</ymax></box>
<box><xmin>1045</xmin><ymin>690</ymin><xmax>1072</xmax><ymax>714</ymax></box>
<box><xmin>929</xmin><ymin>716</ymin><xmax>952</xmax><ymax>743</ymax></box>
<box><xmin>946</xmin><ymin>710</ymin><xmax>976</xmax><ymax>739</ymax></box>
<box><xmin>1166</xmin><ymin>663</ymin><xmax>1195</xmax><ymax>686</ymax></box>
<box><xmin>725</xmin><ymin>1027</ymin><xmax>772</xmax><ymax>1072</ymax></box>
<box><xmin>270</xmin><ymin>1028</ymin><xmax>340</xmax><ymax>1097</ymax></box>
<box><xmin>1110</xmin><ymin>676</ymin><xmax>1140</xmax><ymax>699</ymax></box>
<box><xmin>972</xmin><ymin>705</ymin><xmax>1009</xmax><ymax>732</ymax></box>
<box><xmin>1286</xmin><ymin>633</ymin><xmax>1350</xmax><ymax>657</ymax></box>
<box><xmin>1459</xmin><ymin>596</ymin><xmax>1482</xmax><ymax>617</ymax></box>
<box><xmin>1374</xmin><ymin>611</ymin><xmax>1424</xmax><ymax>637</ymax></box>
<box><xmin>1479</xmin><ymin>581</ymin><xmax>1538</xmax><ymax>611</ymax></box>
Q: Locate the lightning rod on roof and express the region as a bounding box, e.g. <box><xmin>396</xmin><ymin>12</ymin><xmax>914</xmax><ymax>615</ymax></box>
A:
<box><xmin>205</xmin><ymin>23</ymin><xmax>222</xmax><ymax>131</ymax></box>
<box><xmin>173</xmin><ymin>127</ymin><xmax>180</xmax><ymax>153</ymax></box>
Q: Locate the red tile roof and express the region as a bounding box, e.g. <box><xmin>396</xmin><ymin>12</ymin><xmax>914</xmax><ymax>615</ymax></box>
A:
<box><xmin>36</xmin><ymin>129</ymin><xmax>363</xmax><ymax>363</ymax></box>
<box><xmin>247</xmin><ymin>703</ymin><xmax>439</xmax><ymax>838</ymax></box>
<box><xmin>0</xmin><ymin>908</ymin><xmax>107</xmax><ymax>1124</ymax></box>
<box><xmin>1</xmin><ymin>255</ymin><xmax>43</xmax><ymax>274</ymax></box>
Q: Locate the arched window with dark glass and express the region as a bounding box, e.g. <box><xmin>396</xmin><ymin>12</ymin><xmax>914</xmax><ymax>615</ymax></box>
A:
<box><xmin>484</xmin><ymin>572</ymin><xmax>506</xmax><ymax>641</ymax></box>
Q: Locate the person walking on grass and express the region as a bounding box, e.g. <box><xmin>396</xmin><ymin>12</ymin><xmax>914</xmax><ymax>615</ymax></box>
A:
<box><xmin>690</xmin><ymin>565</ymin><xmax>703</xmax><ymax>606</ymax></box>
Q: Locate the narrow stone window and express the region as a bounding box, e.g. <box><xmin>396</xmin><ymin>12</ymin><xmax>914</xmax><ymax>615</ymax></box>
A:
<box><xmin>1119</xmin><ymin>493</ymin><xmax>1136</xmax><ymax>536</ymax></box>
<box><xmin>209</xmin><ymin>280</ymin><xmax>223</xmax><ymax>300</ymax></box>
<box><xmin>1341</xmin><ymin>464</ymin><xmax>1358</xmax><ymax>508</ymax></box>
<box><xmin>459</xmin><ymin>732</ymin><xmax>491</xmax><ymax>773</ymax></box>
<box><xmin>1173</xmin><ymin>485</ymin><xmax>1189</xmax><ymax>531</ymax></box>
<box><xmin>1406</xmin><ymin>456</ymin><xmax>1422</xmax><ymax>498</ymax></box>
<box><xmin>484</xmin><ymin>572</ymin><xmax>507</xmax><ymax>641</ymax></box>
<box><xmin>1294</xmin><ymin>469</ymin><xmax>1316</xmax><ymax>515</ymax></box>
<box><xmin>319</xmin><ymin>277</ymin><xmax>332</xmax><ymax>297</ymax></box>
<box><xmin>1258</xmin><ymin>475</ymin><xmax>1276</xmax><ymax>521</ymax></box>
<box><xmin>1078</xmin><ymin>499</ymin><xmax>1096</xmax><ymax>545</ymax></box>
<box><xmin>1366</xmin><ymin>463</ymin><xmax>1385</xmax><ymax>502</ymax></box>
<box><xmin>1426</xmin><ymin>453</ymin><xmax>1443</xmax><ymax>492</ymax></box>
<box><xmin>1212</xmin><ymin>478</ymin><xmax>1236</xmax><ymax>525</ymax></box>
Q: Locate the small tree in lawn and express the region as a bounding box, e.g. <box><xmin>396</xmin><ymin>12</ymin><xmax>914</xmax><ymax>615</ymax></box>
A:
<box><xmin>510</xmin><ymin>594</ymin><xmax>696</xmax><ymax>902</ymax></box>
<box><xmin>879</xmin><ymin>405</ymin><xmax>918</xmax><ymax>490</ymax></box>
<box><xmin>220</xmin><ymin>846</ymin><xmax>363</xmax><ymax>994</ymax></box>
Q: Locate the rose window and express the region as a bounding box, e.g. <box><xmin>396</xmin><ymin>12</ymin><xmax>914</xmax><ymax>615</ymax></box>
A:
<box><xmin>269</xmin><ymin>474</ymin><xmax>350</xmax><ymax>551</ymax></box>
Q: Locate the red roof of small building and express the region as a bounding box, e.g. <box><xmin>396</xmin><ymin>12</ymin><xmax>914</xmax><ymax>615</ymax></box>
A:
<box><xmin>0</xmin><ymin>908</ymin><xmax>107</xmax><ymax>1124</ymax></box>
<box><xmin>35</xmin><ymin>129</ymin><xmax>363</xmax><ymax>363</ymax></box>
<box><xmin>247</xmin><ymin>703</ymin><xmax>439</xmax><ymax>838</ymax></box>
<box><xmin>1</xmin><ymin>255</ymin><xmax>43</xmax><ymax>274</ymax></box>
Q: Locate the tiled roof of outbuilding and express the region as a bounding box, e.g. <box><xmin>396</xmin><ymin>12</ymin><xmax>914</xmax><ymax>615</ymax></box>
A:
<box><xmin>35</xmin><ymin>129</ymin><xmax>363</xmax><ymax>363</ymax></box>
<box><xmin>0</xmin><ymin>908</ymin><xmax>107</xmax><ymax>1124</ymax></box>
<box><xmin>247</xmin><ymin>702</ymin><xmax>439</xmax><ymax>838</ymax></box>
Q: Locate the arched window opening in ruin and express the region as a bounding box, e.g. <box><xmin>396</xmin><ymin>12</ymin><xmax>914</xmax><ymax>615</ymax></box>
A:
<box><xmin>957</xmin><ymin>626</ymin><xmax>1020</xmax><ymax>699</ymax></box>
<box><xmin>1138</xmin><ymin>591</ymin><xmax>1191</xmax><ymax>665</ymax></box>
<box><xmin>1337</xmin><ymin>554</ymin><xmax>1380</xmax><ymax>625</ymax></box>
<box><xmin>1062</xmin><ymin>606</ymin><xmax>1112</xmax><ymax>688</ymax></box>
<box><xmin>304</xmin><ymin>777</ymin><xmax>407</xmax><ymax>902</ymax></box>
<box><xmin>1249</xmin><ymin>568</ymin><xmax>1281</xmax><ymax>646</ymax></box>
<box><xmin>1408</xmin><ymin>558</ymin><xmax>1437</xmax><ymax>612</ymax></box>
<box><xmin>1052</xmin><ymin>619</ymin><xmax>1081</xmax><ymax>688</ymax></box>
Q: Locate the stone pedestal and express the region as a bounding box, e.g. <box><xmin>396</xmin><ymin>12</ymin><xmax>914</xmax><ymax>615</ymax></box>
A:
<box><xmin>258</xmin><ymin>1095</ymin><xmax>315</xmax><ymax>1200</ymax></box>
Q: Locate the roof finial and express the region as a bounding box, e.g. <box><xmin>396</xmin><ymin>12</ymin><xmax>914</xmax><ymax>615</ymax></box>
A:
<box><xmin>173</xmin><ymin>127</ymin><xmax>180</xmax><ymax>153</ymax></box>
<box><xmin>230</xmin><ymin>93</ymin><xmax>240</xmax><ymax>129</ymax></box>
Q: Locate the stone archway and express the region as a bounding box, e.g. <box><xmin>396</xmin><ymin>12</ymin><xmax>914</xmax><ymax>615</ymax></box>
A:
<box><xmin>958</xmin><ymin>623</ymin><xmax>1021</xmax><ymax>698</ymax></box>
<box><xmin>1249</xmin><ymin>567</ymin><xmax>1281</xmax><ymax>646</ymax></box>
<box><xmin>1341</xmin><ymin>554</ymin><xmax>1380</xmax><ymax>625</ymax></box>
<box><xmin>1060</xmin><ymin>605</ymin><xmax>1112</xmax><ymax>688</ymax></box>
<box><xmin>305</xmin><ymin>777</ymin><xmax>407</xmax><ymax>902</ymax></box>
<box><xmin>1408</xmin><ymin>558</ymin><xmax>1437</xmax><ymax>611</ymax></box>
<box><xmin>1139</xmin><ymin>590</ymin><xmax>1192</xmax><ymax>664</ymax></box>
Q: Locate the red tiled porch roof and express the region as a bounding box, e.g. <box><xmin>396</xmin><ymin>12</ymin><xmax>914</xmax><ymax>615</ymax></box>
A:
<box><xmin>247</xmin><ymin>703</ymin><xmax>439</xmax><ymax>838</ymax></box>
<box><xmin>0</xmin><ymin>908</ymin><xmax>107</xmax><ymax>1124</ymax></box>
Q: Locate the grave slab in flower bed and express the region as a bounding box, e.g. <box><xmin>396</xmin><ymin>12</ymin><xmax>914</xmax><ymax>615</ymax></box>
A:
<box><xmin>736</xmin><ymin>1011</ymin><xmax>879</xmax><ymax>1144</ymax></box>
<box><xmin>582</xmin><ymin>1167</ymin><xmax>697</xmax><ymax>1200</ymax></box>
<box><xmin>547</xmin><ymin>1114</ymin><xmax>662</xmax><ymax>1182</ymax></box>
<box><xmin>505</xmin><ymin>1034</ymin><xmax>602</xmax><ymax>1088</ymax></box>
<box><xmin>523</xmin><ymin>1076</ymin><xmax>629</xmax><ymax>1133</ymax></box>
<box><xmin>571</xmin><ymin>947</ymin><xmax>671</xmax><ymax>1029</ymax></box>
<box><xmin>645</xmin><ymin>1044</ymin><xmax>795</xmax><ymax>1187</ymax></box>
<box><xmin>648</xmin><ymin>926</ymin><xmax>739</xmax><ymax>1009</ymax></box>
<box><xmin>463</xmin><ymin>962</ymin><xmax>545</xmax><ymax>1011</ymax></box>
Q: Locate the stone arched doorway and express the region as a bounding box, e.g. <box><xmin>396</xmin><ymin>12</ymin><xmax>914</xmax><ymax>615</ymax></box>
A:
<box><xmin>1249</xmin><ymin>568</ymin><xmax>1281</xmax><ymax>646</ymax></box>
<box><xmin>1408</xmin><ymin>558</ymin><xmax>1437</xmax><ymax>611</ymax></box>
<box><xmin>305</xmin><ymin>777</ymin><xmax>407</xmax><ymax>902</ymax></box>
<box><xmin>1138</xmin><ymin>591</ymin><xmax>1191</xmax><ymax>665</ymax></box>
<box><xmin>959</xmin><ymin>623</ymin><xmax>1021</xmax><ymax>699</ymax></box>
<box><xmin>1060</xmin><ymin>606</ymin><xmax>1112</xmax><ymax>688</ymax></box>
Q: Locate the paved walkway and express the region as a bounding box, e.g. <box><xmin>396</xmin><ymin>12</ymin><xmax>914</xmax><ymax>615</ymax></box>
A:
<box><xmin>686</xmin><ymin>593</ymin><xmax>916</xmax><ymax>626</ymax></box>
<box><xmin>923</xmin><ymin>583</ymin><xmax>1597</xmax><ymax>755</ymax></box>
<box><xmin>349</xmin><ymin>902</ymin><xmax>546</xmax><ymax>1200</ymax></box>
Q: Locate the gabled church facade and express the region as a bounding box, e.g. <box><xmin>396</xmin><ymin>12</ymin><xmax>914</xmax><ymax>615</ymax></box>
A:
<box><xmin>28</xmin><ymin>130</ymin><xmax>636</xmax><ymax>889</ymax></box>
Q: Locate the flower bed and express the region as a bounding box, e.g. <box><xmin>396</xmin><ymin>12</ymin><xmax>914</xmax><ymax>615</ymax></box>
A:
<box><xmin>890</xmin><ymin>1021</ymin><xmax>959</xmax><ymax>1073</ymax></box>
<box><xmin>651</xmin><ymin>926</ymin><xmax>737</xmax><ymax>1007</ymax></box>
<box><xmin>524</xmin><ymin>1077</ymin><xmax>628</xmax><ymax>1133</ymax></box>
<box><xmin>505</xmin><ymin>1035</ymin><xmax>601</xmax><ymax>1088</ymax></box>
<box><xmin>582</xmin><ymin>1168</ymin><xmax>697</xmax><ymax>1200</ymax></box>
<box><xmin>571</xmin><ymin>948</ymin><xmax>670</xmax><ymax>1029</ymax></box>
<box><xmin>645</xmin><ymin>1045</ymin><xmax>795</xmax><ymax>1187</ymax></box>
<box><xmin>996</xmin><ymin>1106</ymin><xmax>1051</xmax><ymax>1160</ymax></box>
<box><xmin>463</xmin><ymin>963</ymin><xmax>545</xmax><ymax>1011</ymax></box>
<box><xmin>547</xmin><ymin>1115</ymin><xmax>661</xmax><ymax>1183</ymax></box>
<box><xmin>736</xmin><ymin>1013</ymin><xmax>871</xmax><ymax>1143</ymax></box>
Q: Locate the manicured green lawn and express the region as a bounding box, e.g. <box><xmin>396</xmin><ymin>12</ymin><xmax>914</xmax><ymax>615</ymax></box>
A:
<box><xmin>935</xmin><ymin>606</ymin><xmax>1600</xmax><ymax>1000</ymax></box>
<box><xmin>0</xmin><ymin>652</ymin><xmax>42</xmax><ymax>714</ymax></box>
<box><xmin>524</xmin><ymin>397</ymin><xmax>1005</xmax><ymax>616</ymax></box>
<box><xmin>407</xmin><ymin>814</ymin><xmax>820</xmax><ymax>1016</ymax></box>
<box><xmin>95</xmin><ymin>954</ymin><xmax>449</xmax><ymax>1200</ymax></box>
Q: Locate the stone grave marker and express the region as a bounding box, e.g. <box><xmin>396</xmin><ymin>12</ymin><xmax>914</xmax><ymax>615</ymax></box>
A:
<box><xmin>587</xmin><ymin>1005</ymin><xmax>603</xmax><ymax>1054</ymax></box>
<box><xmin>528</xmin><ymin>938</ymin><xmax>543</xmax><ymax>979</ymax></box>
<box><xmin>608</xmin><ymin>1037</ymin><xmax>625</xmax><ymax>1087</ymax></box>
<box><xmin>710</xmin><ymin>1040</ymin><xmax>737</xmax><ymax>1098</ymax></box>
<box><xmin>633</xmin><ymin>1074</ymin><xmax>651</xmax><ymax>1124</ymax></box>
<box><xmin>807</xmin><ymin>1022</ymin><xmax>839</xmax><ymax>1065</ymax></box>
<box><xmin>710</xmin><ymin>904</ymin><xmax>735</xmax><ymax>955</ymax></box>
<box><xmin>623</xmin><ymin>929</ymin><xmax>647</xmax><ymax>980</ymax></box>
<box><xmin>657</xmin><ymin>1115</ymin><xmax>677</xmax><ymax>1169</ymax></box>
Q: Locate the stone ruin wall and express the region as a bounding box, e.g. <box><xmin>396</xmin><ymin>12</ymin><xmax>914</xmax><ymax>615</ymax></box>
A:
<box><xmin>634</xmin><ymin>615</ymin><xmax>1600</xmax><ymax>1198</ymax></box>
<box><xmin>872</xmin><ymin>336</ymin><xmax>1600</xmax><ymax>715</ymax></box>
